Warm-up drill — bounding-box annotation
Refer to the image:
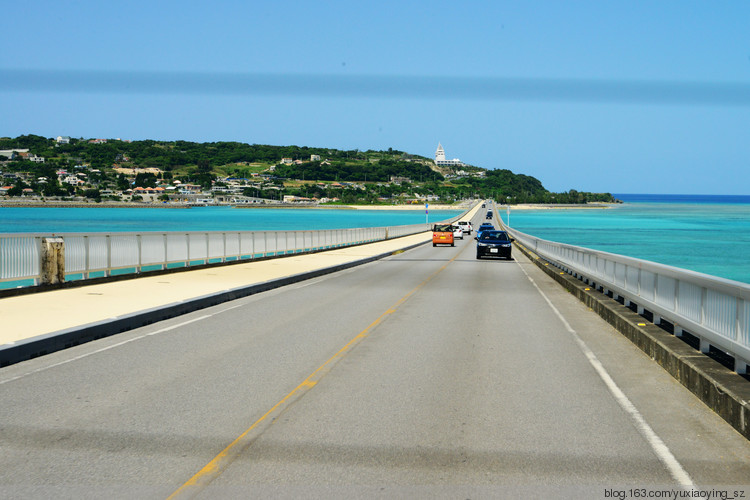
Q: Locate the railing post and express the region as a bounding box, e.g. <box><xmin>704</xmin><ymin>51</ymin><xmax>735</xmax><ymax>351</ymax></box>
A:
<box><xmin>735</xmin><ymin>358</ymin><xmax>748</xmax><ymax>375</ymax></box>
<box><xmin>137</xmin><ymin>234</ymin><xmax>142</xmax><ymax>273</ymax></box>
<box><xmin>84</xmin><ymin>235</ymin><xmax>90</xmax><ymax>279</ymax></box>
<box><xmin>700</xmin><ymin>339</ymin><xmax>711</xmax><ymax>354</ymax></box>
<box><xmin>736</xmin><ymin>298</ymin><xmax>747</xmax><ymax>374</ymax></box>
<box><xmin>105</xmin><ymin>234</ymin><xmax>112</xmax><ymax>277</ymax></box>
<box><xmin>163</xmin><ymin>233</ymin><xmax>168</xmax><ymax>270</ymax></box>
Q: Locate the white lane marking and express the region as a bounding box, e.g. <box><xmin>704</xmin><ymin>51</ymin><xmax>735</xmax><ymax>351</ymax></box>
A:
<box><xmin>517</xmin><ymin>262</ymin><xmax>697</xmax><ymax>489</ymax></box>
<box><xmin>0</xmin><ymin>315</ymin><xmax>211</xmax><ymax>385</ymax></box>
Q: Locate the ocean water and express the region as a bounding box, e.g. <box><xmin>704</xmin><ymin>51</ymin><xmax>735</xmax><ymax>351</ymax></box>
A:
<box><xmin>501</xmin><ymin>194</ymin><xmax>750</xmax><ymax>285</ymax></box>
<box><xmin>0</xmin><ymin>206</ymin><xmax>461</xmax><ymax>234</ymax></box>
<box><xmin>3</xmin><ymin>198</ymin><xmax>749</xmax><ymax>285</ymax></box>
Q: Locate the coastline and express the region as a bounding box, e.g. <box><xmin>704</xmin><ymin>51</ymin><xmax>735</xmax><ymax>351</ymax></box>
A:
<box><xmin>343</xmin><ymin>203</ymin><xmax>470</xmax><ymax>211</ymax></box>
<box><xmin>0</xmin><ymin>200</ymin><xmax>190</xmax><ymax>209</ymax></box>
<box><xmin>509</xmin><ymin>202</ymin><xmax>616</xmax><ymax>210</ymax></box>
<box><xmin>0</xmin><ymin>200</ymin><xmax>470</xmax><ymax>210</ymax></box>
<box><xmin>0</xmin><ymin>200</ymin><xmax>613</xmax><ymax>210</ymax></box>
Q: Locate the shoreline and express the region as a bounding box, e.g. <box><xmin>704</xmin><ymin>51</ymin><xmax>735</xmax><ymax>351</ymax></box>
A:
<box><xmin>509</xmin><ymin>202</ymin><xmax>616</xmax><ymax>210</ymax></box>
<box><xmin>0</xmin><ymin>201</ymin><xmax>190</xmax><ymax>209</ymax></box>
<box><xmin>0</xmin><ymin>200</ymin><xmax>614</xmax><ymax>210</ymax></box>
<box><xmin>0</xmin><ymin>200</ymin><xmax>469</xmax><ymax>210</ymax></box>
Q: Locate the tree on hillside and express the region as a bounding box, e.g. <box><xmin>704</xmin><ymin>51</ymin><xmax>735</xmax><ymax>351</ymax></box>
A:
<box><xmin>134</xmin><ymin>172</ymin><xmax>158</xmax><ymax>188</ymax></box>
<box><xmin>12</xmin><ymin>134</ymin><xmax>52</xmax><ymax>152</ymax></box>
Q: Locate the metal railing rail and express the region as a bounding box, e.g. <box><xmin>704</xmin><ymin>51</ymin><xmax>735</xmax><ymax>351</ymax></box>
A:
<box><xmin>504</xmin><ymin>224</ymin><xmax>750</xmax><ymax>374</ymax></box>
<box><xmin>0</xmin><ymin>235</ymin><xmax>40</xmax><ymax>284</ymax></box>
<box><xmin>1</xmin><ymin>212</ymin><xmax>465</xmax><ymax>288</ymax></box>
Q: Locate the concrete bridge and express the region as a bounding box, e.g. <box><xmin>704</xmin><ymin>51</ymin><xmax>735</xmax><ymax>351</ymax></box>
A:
<box><xmin>1</xmin><ymin>203</ymin><xmax>749</xmax><ymax>497</ymax></box>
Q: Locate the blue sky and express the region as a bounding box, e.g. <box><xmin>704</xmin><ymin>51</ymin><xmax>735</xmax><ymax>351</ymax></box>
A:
<box><xmin>2</xmin><ymin>1</ymin><xmax>749</xmax><ymax>194</ymax></box>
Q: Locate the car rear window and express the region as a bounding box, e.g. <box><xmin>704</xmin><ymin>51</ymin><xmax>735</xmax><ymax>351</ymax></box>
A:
<box><xmin>480</xmin><ymin>231</ymin><xmax>509</xmax><ymax>241</ymax></box>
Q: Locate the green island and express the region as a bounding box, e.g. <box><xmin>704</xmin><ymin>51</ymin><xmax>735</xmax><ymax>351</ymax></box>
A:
<box><xmin>0</xmin><ymin>134</ymin><xmax>617</xmax><ymax>207</ymax></box>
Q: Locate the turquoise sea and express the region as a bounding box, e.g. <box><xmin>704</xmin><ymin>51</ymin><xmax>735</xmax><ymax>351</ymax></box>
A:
<box><xmin>0</xmin><ymin>206</ymin><xmax>461</xmax><ymax>234</ymax></box>
<box><xmin>501</xmin><ymin>194</ymin><xmax>750</xmax><ymax>285</ymax></box>
<box><xmin>3</xmin><ymin>197</ymin><xmax>749</xmax><ymax>286</ymax></box>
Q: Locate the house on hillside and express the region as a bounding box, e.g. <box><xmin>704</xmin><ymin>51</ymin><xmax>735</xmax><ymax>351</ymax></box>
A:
<box><xmin>62</xmin><ymin>174</ymin><xmax>85</xmax><ymax>186</ymax></box>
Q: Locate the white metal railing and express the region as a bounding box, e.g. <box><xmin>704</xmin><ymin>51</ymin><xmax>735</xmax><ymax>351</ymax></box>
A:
<box><xmin>0</xmin><ymin>216</ymin><xmax>465</xmax><ymax>289</ymax></box>
<box><xmin>0</xmin><ymin>235</ymin><xmax>40</xmax><ymax>282</ymax></box>
<box><xmin>505</xmin><ymin>225</ymin><xmax>750</xmax><ymax>374</ymax></box>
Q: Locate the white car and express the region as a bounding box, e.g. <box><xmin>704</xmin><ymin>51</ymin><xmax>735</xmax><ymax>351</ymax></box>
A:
<box><xmin>457</xmin><ymin>221</ymin><xmax>473</xmax><ymax>234</ymax></box>
<box><xmin>452</xmin><ymin>225</ymin><xmax>464</xmax><ymax>240</ymax></box>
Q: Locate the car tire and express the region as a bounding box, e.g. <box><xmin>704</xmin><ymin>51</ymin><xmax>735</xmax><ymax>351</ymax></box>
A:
<box><xmin>432</xmin><ymin>243</ymin><xmax>436</xmax><ymax>247</ymax></box>
<box><xmin>476</xmin><ymin>254</ymin><xmax>482</xmax><ymax>259</ymax></box>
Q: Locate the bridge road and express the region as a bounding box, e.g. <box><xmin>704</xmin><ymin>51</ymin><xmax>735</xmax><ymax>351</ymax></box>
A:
<box><xmin>1</xmin><ymin>211</ymin><xmax>749</xmax><ymax>498</ymax></box>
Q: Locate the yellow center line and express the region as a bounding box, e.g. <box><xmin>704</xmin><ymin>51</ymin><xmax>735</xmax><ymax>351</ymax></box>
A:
<box><xmin>167</xmin><ymin>247</ymin><xmax>464</xmax><ymax>499</ymax></box>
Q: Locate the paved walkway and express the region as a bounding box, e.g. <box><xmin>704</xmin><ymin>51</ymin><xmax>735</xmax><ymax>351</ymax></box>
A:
<box><xmin>0</xmin><ymin>232</ymin><xmax>435</xmax><ymax>347</ymax></box>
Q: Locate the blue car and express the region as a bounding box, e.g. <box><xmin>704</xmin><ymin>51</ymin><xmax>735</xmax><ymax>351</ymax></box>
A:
<box><xmin>476</xmin><ymin>230</ymin><xmax>514</xmax><ymax>260</ymax></box>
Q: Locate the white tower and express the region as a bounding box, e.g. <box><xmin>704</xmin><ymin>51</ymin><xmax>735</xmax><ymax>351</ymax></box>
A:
<box><xmin>435</xmin><ymin>143</ymin><xmax>446</xmax><ymax>163</ymax></box>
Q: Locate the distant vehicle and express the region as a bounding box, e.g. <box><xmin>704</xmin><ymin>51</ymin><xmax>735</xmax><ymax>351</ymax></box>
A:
<box><xmin>457</xmin><ymin>220</ymin><xmax>472</xmax><ymax>234</ymax></box>
<box><xmin>486</xmin><ymin>210</ymin><xmax>493</xmax><ymax>219</ymax></box>
<box><xmin>432</xmin><ymin>223</ymin><xmax>454</xmax><ymax>247</ymax></box>
<box><xmin>482</xmin><ymin>203</ymin><xmax>486</xmax><ymax>208</ymax></box>
<box><xmin>476</xmin><ymin>222</ymin><xmax>494</xmax><ymax>236</ymax></box>
<box><xmin>475</xmin><ymin>230</ymin><xmax>514</xmax><ymax>259</ymax></box>
<box><xmin>452</xmin><ymin>224</ymin><xmax>464</xmax><ymax>240</ymax></box>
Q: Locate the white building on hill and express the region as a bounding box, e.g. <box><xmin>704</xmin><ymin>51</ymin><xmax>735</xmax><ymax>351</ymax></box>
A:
<box><xmin>435</xmin><ymin>143</ymin><xmax>464</xmax><ymax>167</ymax></box>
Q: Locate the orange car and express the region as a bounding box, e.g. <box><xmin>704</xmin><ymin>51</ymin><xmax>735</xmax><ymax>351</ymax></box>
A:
<box><xmin>432</xmin><ymin>224</ymin><xmax>454</xmax><ymax>247</ymax></box>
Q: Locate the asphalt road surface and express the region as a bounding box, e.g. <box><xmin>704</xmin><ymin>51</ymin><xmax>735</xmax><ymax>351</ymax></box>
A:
<box><xmin>1</xmin><ymin>214</ymin><xmax>749</xmax><ymax>499</ymax></box>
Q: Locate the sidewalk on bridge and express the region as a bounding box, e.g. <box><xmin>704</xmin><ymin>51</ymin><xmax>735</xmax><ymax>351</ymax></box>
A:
<box><xmin>0</xmin><ymin>231</ymin><xmax>434</xmax><ymax>348</ymax></box>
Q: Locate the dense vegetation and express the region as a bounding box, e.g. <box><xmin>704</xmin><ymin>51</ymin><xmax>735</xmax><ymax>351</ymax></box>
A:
<box><xmin>274</xmin><ymin>158</ymin><xmax>439</xmax><ymax>183</ymax></box>
<box><xmin>0</xmin><ymin>134</ymin><xmax>617</xmax><ymax>204</ymax></box>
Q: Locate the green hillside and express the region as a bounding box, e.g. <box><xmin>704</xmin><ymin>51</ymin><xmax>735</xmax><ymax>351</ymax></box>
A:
<box><xmin>0</xmin><ymin>134</ymin><xmax>616</xmax><ymax>204</ymax></box>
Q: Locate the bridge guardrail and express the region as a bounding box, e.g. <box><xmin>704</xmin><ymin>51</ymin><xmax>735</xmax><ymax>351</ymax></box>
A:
<box><xmin>0</xmin><ymin>209</ymin><xmax>469</xmax><ymax>290</ymax></box>
<box><xmin>503</xmin><ymin>222</ymin><xmax>750</xmax><ymax>374</ymax></box>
